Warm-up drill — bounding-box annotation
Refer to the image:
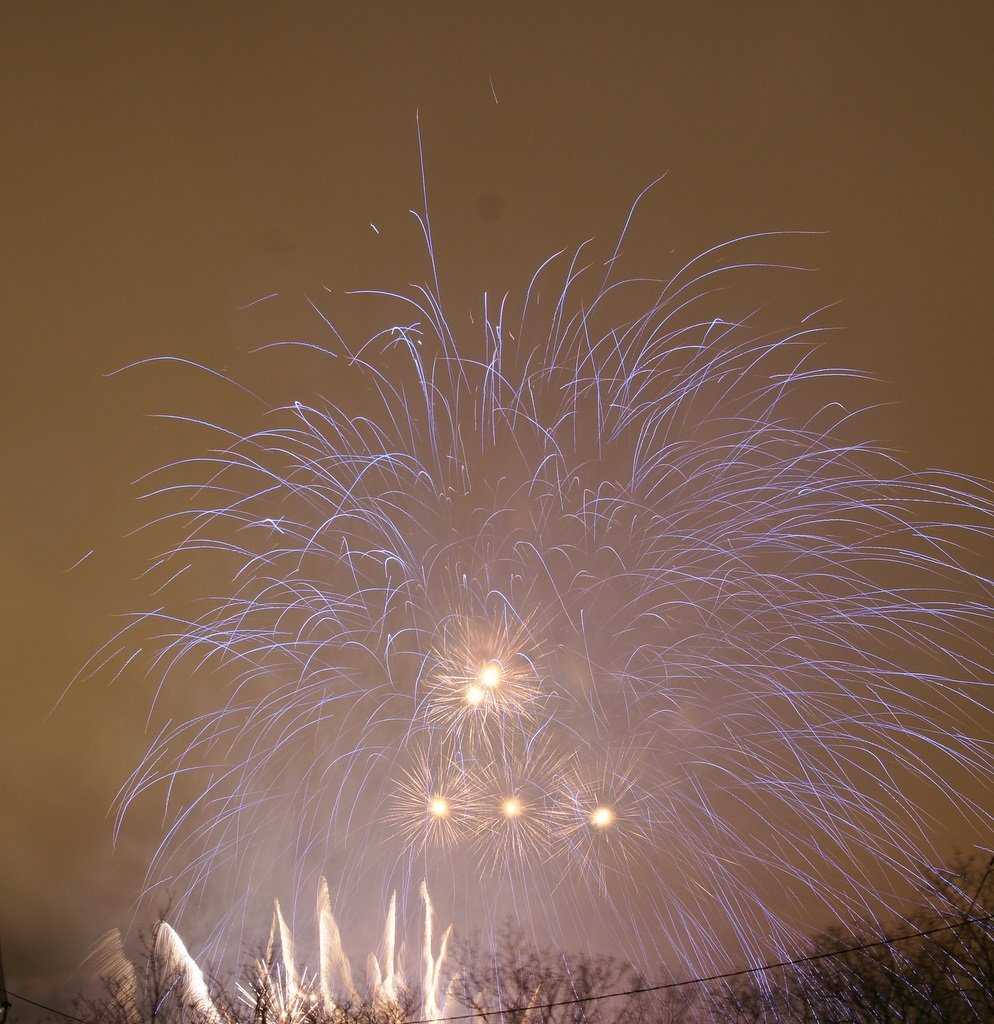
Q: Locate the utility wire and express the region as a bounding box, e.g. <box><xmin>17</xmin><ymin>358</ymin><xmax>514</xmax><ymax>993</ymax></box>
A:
<box><xmin>2</xmin><ymin>988</ymin><xmax>87</xmax><ymax>1023</ymax></box>
<box><xmin>405</xmin><ymin>912</ymin><xmax>994</xmax><ymax>1024</ymax></box>
<box><xmin>922</xmin><ymin>855</ymin><xmax>994</xmax><ymax>1011</ymax></box>
<box><xmin>5</xmin><ymin>912</ymin><xmax>991</xmax><ymax>1024</ymax></box>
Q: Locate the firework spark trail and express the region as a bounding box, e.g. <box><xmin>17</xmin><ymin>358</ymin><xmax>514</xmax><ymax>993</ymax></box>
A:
<box><xmin>366</xmin><ymin>889</ymin><xmax>399</xmax><ymax>1005</ymax></box>
<box><xmin>154</xmin><ymin>923</ymin><xmax>225</xmax><ymax>1024</ymax></box>
<box><xmin>319</xmin><ymin>876</ymin><xmax>358</xmax><ymax>1006</ymax></box>
<box><xmin>84</xmin><ymin>931</ymin><xmax>143</xmax><ymax>1024</ymax></box>
<box><xmin>88</xmin><ymin>184</ymin><xmax>994</xmax><ymax>974</ymax></box>
<box><xmin>131</xmin><ymin>883</ymin><xmax>454</xmax><ymax>1024</ymax></box>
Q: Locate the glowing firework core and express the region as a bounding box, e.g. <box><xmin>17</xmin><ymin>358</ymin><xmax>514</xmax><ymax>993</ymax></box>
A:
<box><xmin>479</xmin><ymin>662</ymin><xmax>502</xmax><ymax>688</ymax></box>
<box><xmin>429</xmin><ymin>796</ymin><xmax>450</xmax><ymax>818</ymax></box>
<box><xmin>502</xmin><ymin>797</ymin><xmax>523</xmax><ymax>818</ymax></box>
<box><xmin>590</xmin><ymin>806</ymin><xmax>615</xmax><ymax>829</ymax></box>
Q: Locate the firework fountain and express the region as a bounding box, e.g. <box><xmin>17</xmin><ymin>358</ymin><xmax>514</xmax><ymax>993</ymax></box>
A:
<box><xmin>89</xmin><ymin>882</ymin><xmax>455</xmax><ymax>1023</ymax></box>
<box><xmin>88</xmin><ymin>171</ymin><xmax>994</xmax><ymax>988</ymax></box>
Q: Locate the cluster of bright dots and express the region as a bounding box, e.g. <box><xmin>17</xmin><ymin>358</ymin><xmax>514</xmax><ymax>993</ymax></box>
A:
<box><xmin>420</xmin><ymin>660</ymin><xmax>616</xmax><ymax>834</ymax></box>
<box><xmin>425</xmin><ymin>790</ymin><xmax>615</xmax><ymax>829</ymax></box>
<box><xmin>464</xmin><ymin>659</ymin><xmax>501</xmax><ymax>707</ymax></box>
<box><xmin>425</xmin><ymin>794</ymin><xmax>615</xmax><ymax>828</ymax></box>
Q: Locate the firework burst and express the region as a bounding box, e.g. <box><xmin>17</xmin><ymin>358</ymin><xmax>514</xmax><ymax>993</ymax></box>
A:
<box><xmin>91</xmin><ymin>177</ymin><xmax>994</xmax><ymax>975</ymax></box>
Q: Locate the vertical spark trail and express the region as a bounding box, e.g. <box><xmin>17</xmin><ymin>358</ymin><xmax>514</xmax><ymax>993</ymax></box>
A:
<box><xmin>84</xmin><ymin>932</ymin><xmax>143</xmax><ymax>1024</ymax></box>
<box><xmin>319</xmin><ymin>876</ymin><xmax>357</xmax><ymax>1006</ymax></box>
<box><xmin>90</xmin><ymin>188</ymin><xmax>994</xmax><ymax>976</ymax></box>
<box><xmin>154</xmin><ymin>924</ymin><xmax>225</xmax><ymax>1024</ymax></box>
<box><xmin>82</xmin><ymin>885</ymin><xmax>450</xmax><ymax>1024</ymax></box>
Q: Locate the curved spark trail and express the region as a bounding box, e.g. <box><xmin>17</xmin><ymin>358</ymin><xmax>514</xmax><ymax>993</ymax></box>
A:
<box><xmin>92</xmin><ymin>193</ymin><xmax>994</xmax><ymax>975</ymax></box>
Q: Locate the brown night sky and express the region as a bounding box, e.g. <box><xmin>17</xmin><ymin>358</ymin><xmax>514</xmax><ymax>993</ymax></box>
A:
<box><xmin>2</xmin><ymin>1</ymin><xmax>993</xmax><ymax>1011</ymax></box>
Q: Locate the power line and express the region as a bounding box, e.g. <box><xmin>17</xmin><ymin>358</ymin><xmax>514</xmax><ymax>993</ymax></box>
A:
<box><xmin>3</xmin><ymin>988</ymin><xmax>86</xmax><ymax>1023</ymax></box>
<box><xmin>404</xmin><ymin>913</ymin><xmax>994</xmax><ymax>1024</ymax></box>
<box><xmin>922</xmin><ymin>855</ymin><xmax>994</xmax><ymax>1010</ymax></box>
<box><xmin>5</xmin><ymin>912</ymin><xmax>990</xmax><ymax>1024</ymax></box>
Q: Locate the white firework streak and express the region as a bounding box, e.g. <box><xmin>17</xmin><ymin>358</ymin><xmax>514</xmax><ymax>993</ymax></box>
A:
<box><xmin>83</xmin><ymin>931</ymin><xmax>143</xmax><ymax>1024</ymax></box>
<box><xmin>318</xmin><ymin>876</ymin><xmax>358</xmax><ymax>1006</ymax></box>
<box><xmin>137</xmin><ymin>883</ymin><xmax>453</xmax><ymax>1023</ymax></box>
<box><xmin>89</xmin><ymin>188</ymin><xmax>994</xmax><ymax>974</ymax></box>
<box><xmin>154</xmin><ymin>923</ymin><xmax>225</xmax><ymax>1024</ymax></box>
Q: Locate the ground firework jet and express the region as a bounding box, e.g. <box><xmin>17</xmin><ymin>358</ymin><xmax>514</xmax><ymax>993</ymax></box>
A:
<box><xmin>100</xmin><ymin>885</ymin><xmax>455</xmax><ymax>1024</ymax></box>
<box><xmin>92</xmin><ymin>181</ymin><xmax>994</xmax><ymax>975</ymax></box>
